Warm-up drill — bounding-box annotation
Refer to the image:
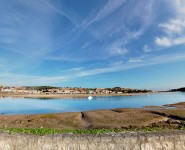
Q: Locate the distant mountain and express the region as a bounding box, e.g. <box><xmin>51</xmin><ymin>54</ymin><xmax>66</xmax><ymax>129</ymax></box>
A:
<box><xmin>169</xmin><ymin>87</ymin><xmax>185</xmax><ymax>92</ymax></box>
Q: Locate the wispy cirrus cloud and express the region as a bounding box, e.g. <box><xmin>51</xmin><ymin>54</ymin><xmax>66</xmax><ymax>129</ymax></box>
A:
<box><xmin>88</xmin><ymin>0</ymin><xmax>155</xmax><ymax>39</ymax></box>
<box><xmin>109</xmin><ymin>48</ymin><xmax>128</xmax><ymax>56</ymax></box>
<box><xmin>40</xmin><ymin>0</ymin><xmax>156</xmax><ymax>64</ymax></box>
<box><xmin>1</xmin><ymin>52</ymin><xmax>185</xmax><ymax>86</ymax></box>
<box><xmin>18</xmin><ymin>0</ymin><xmax>75</xmax><ymax>24</ymax></box>
<box><xmin>82</xmin><ymin>0</ymin><xmax>126</xmax><ymax>28</ymax></box>
<box><xmin>0</xmin><ymin>0</ymin><xmax>185</xmax><ymax>88</ymax></box>
<box><xmin>0</xmin><ymin>0</ymin><xmax>75</xmax><ymax>58</ymax></box>
<box><xmin>78</xmin><ymin>0</ymin><xmax>156</xmax><ymax>61</ymax></box>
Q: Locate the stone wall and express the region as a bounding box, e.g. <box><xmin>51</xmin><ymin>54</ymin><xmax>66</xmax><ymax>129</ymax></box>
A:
<box><xmin>0</xmin><ymin>131</ymin><xmax>185</xmax><ymax>150</ymax></box>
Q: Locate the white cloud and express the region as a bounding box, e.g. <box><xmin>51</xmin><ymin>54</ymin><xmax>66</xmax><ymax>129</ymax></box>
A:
<box><xmin>174</xmin><ymin>37</ymin><xmax>185</xmax><ymax>45</ymax></box>
<box><xmin>110</xmin><ymin>48</ymin><xmax>128</xmax><ymax>56</ymax></box>
<box><xmin>143</xmin><ymin>45</ymin><xmax>152</xmax><ymax>53</ymax></box>
<box><xmin>155</xmin><ymin>37</ymin><xmax>185</xmax><ymax>47</ymax></box>
<box><xmin>156</xmin><ymin>1</ymin><xmax>185</xmax><ymax>47</ymax></box>
<box><xmin>1</xmin><ymin>0</ymin><xmax>185</xmax><ymax>87</ymax></box>
<box><xmin>159</xmin><ymin>19</ymin><xmax>185</xmax><ymax>35</ymax></box>
<box><xmin>105</xmin><ymin>36</ymin><xmax>129</xmax><ymax>57</ymax></box>
<box><xmin>173</xmin><ymin>0</ymin><xmax>185</xmax><ymax>14</ymax></box>
<box><xmin>155</xmin><ymin>37</ymin><xmax>172</xmax><ymax>47</ymax></box>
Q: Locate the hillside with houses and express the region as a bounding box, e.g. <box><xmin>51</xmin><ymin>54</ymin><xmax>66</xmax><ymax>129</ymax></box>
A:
<box><xmin>0</xmin><ymin>86</ymin><xmax>151</xmax><ymax>95</ymax></box>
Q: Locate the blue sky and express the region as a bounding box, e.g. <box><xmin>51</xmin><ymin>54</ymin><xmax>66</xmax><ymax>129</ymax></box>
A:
<box><xmin>0</xmin><ymin>0</ymin><xmax>185</xmax><ymax>90</ymax></box>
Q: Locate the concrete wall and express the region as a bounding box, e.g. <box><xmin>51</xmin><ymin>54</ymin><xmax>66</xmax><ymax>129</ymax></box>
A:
<box><xmin>0</xmin><ymin>131</ymin><xmax>185</xmax><ymax>150</ymax></box>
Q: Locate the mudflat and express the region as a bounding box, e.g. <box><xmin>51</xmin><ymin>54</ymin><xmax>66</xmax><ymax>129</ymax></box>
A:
<box><xmin>0</xmin><ymin>102</ymin><xmax>185</xmax><ymax>130</ymax></box>
<box><xmin>0</xmin><ymin>92</ymin><xmax>154</xmax><ymax>99</ymax></box>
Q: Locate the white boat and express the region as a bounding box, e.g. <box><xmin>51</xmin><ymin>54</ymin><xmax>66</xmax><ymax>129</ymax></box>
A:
<box><xmin>88</xmin><ymin>96</ymin><xmax>93</xmax><ymax>100</ymax></box>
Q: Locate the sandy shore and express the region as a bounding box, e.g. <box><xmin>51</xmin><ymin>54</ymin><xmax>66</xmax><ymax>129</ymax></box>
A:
<box><xmin>0</xmin><ymin>92</ymin><xmax>154</xmax><ymax>99</ymax></box>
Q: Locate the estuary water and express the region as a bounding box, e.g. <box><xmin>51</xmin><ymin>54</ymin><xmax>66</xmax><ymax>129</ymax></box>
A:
<box><xmin>0</xmin><ymin>92</ymin><xmax>185</xmax><ymax>115</ymax></box>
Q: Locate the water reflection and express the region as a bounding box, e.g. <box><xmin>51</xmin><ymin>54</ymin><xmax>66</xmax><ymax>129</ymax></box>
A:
<box><xmin>0</xmin><ymin>92</ymin><xmax>184</xmax><ymax>115</ymax></box>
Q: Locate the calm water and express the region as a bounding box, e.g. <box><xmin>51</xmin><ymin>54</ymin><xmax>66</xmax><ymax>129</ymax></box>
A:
<box><xmin>0</xmin><ymin>92</ymin><xmax>185</xmax><ymax>115</ymax></box>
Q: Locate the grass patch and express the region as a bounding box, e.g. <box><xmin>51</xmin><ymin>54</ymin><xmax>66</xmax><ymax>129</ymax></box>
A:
<box><xmin>40</xmin><ymin>114</ymin><xmax>58</xmax><ymax>119</ymax></box>
<box><xmin>1</xmin><ymin>126</ymin><xmax>185</xmax><ymax>135</ymax></box>
<box><xmin>1</xmin><ymin>128</ymin><xmax>121</xmax><ymax>135</ymax></box>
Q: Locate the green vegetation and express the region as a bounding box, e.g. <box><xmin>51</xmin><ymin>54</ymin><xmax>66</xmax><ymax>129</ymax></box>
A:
<box><xmin>1</xmin><ymin>128</ymin><xmax>120</xmax><ymax>135</ymax></box>
<box><xmin>36</xmin><ymin>86</ymin><xmax>57</xmax><ymax>90</ymax></box>
<box><xmin>1</xmin><ymin>126</ymin><xmax>185</xmax><ymax>135</ymax></box>
<box><xmin>40</xmin><ymin>114</ymin><xmax>59</xmax><ymax>119</ymax></box>
<box><xmin>10</xmin><ymin>85</ymin><xmax>152</xmax><ymax>94</ymax></box>
<box><xmin>169</xmin><ymin>87</ymin><xmax>185</xmax><ymax>92</ymax></box>
<box><xmin>106</xmin><ymin>87</ymin><xmax>151</xmax><ymax>93</ymax></box>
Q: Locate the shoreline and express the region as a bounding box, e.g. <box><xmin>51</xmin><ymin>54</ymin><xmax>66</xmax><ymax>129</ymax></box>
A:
<box><xmin>0</xmin><ymin>92</ymin><xmax>182</xmax><ymax>131</ymax></box>
<box><xmin>0</xmin><ymin>101</ymin><xmax>184</xmax><ymax>130</ymax></box>
<box><xmin>0</xmin><ymin>92</ymin><xmax>157</xmax><ymax>99</ymax></box>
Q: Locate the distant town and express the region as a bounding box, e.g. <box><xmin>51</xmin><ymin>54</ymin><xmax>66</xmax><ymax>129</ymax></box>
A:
<box><xmin>0</xmin><ymin>86</ymin><xmax>152</xmax><ymax>95</ymax></box>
